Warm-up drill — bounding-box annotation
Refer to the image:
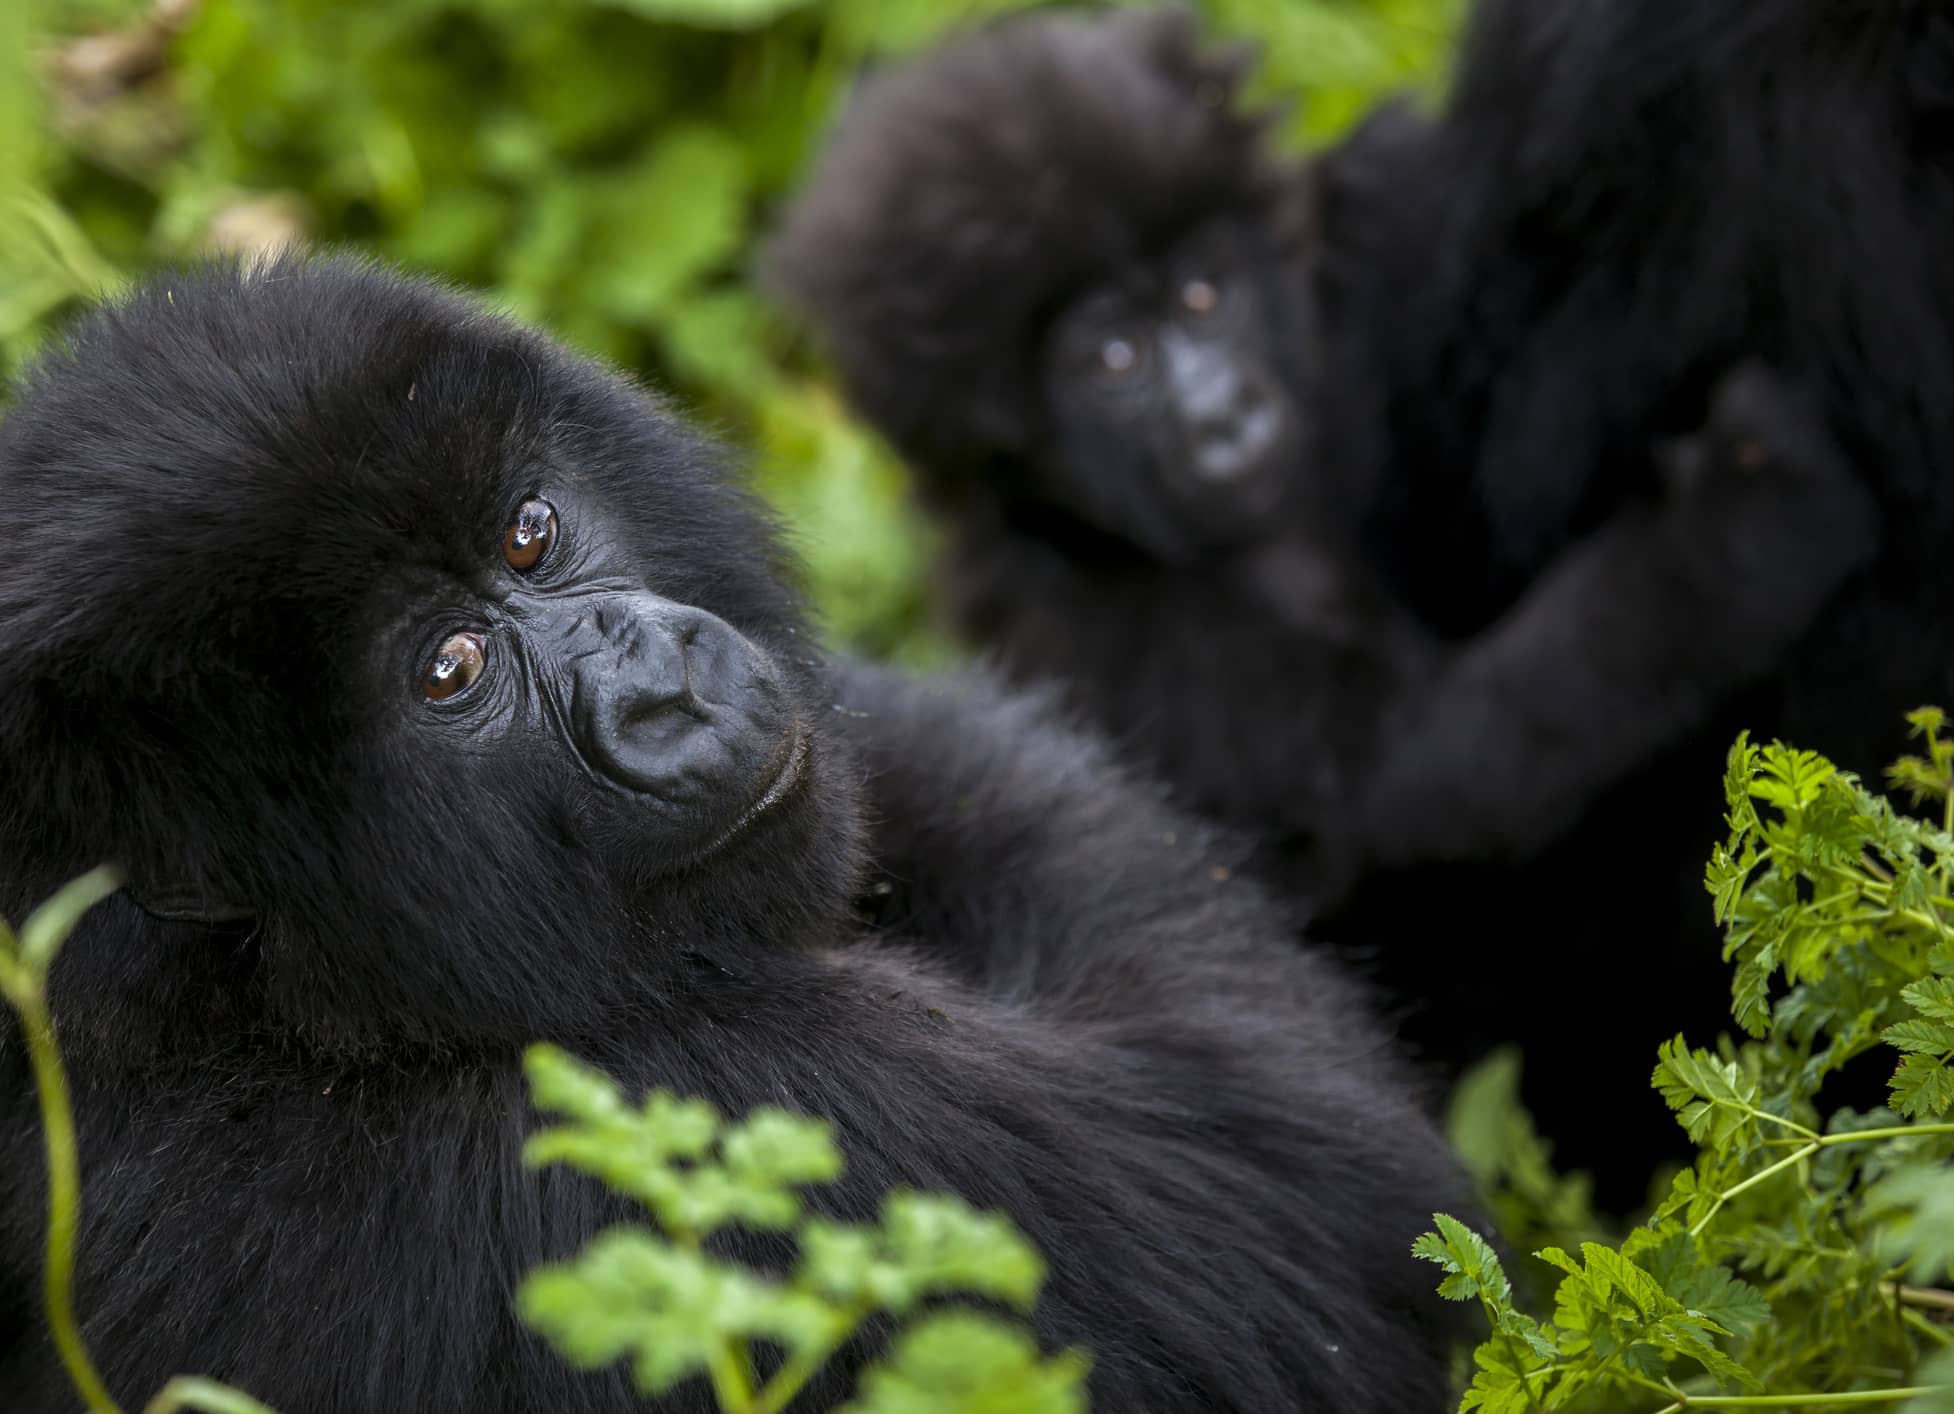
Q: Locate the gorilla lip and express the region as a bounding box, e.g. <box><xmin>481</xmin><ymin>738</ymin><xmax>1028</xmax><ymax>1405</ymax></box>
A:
<box><xmin>704</xmin><ymin>718</ymin><xmax>810</xmax><ymax>857</ymax></box>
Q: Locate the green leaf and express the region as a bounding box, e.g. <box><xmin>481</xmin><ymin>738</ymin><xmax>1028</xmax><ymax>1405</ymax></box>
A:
<box><xmin>1903</xmin><ymin>977</ymin><xmax>1954</xmax><ymax>1024</ymax></box>
<box><xmin>800</xmin><ymin>1193</ymin><xmax>1046</xmax><ymax>1316</ymax></box>
<box><xmin>1457</xmin><ymin>1330</ymin><xmax>1548</xmax><ymax>1414</ymax></box>
<box><xmin>1634</xmin><ymin>1231</ymin><xmax>1771</xmax><ymax>1339</ymax></box>
<box><xmin>518</xmin><ymin>1228</ymin><xmax>792</xmax><ymax>1396</ymax></box>
<box><xmin>1865</xmin><ymin>1160</ymin><xmax>1954</xmax><ymax>1285</ymax></box>
<box><xmin>1413</xmin><ymin>1213</ymin><xmax>1512</xmax><ymax>1307</ymax></box>
<box><xmin>721</xmin><ymin>1107</ymin><xmax>845</xmax><ymax>1190</ymax></box>
<box><xmin>521</xmin><ymin>1052</ymin><xmax>836</xmax><ymax>1232</ymax></box>
<box><xmin>1751</xmin><ymin>744</ymin><xmax>1836</xmax><ymax>812</ymax></box>
<box><xmin>1903</xmin><ymin>1346</ymin><xmax>1954</xmax><ymax>1414</ymax></box>
<box><xmin>838</xmin><ymin>1313</ymin><xmax>1088</xmax><ymax>1414</ymax></box>
<box><xmin>1884</xmin><ymin>1018</ymin><xmax>1954</xmax><ymax>1054</ymax></box>
<box><xmin>16</xmin><ymin>865</ymin><xmax>122</xmax><ymax>974</ymax></box>
<box><xmin>1652</xmin><ymin>1038</ymin><xmax>1768</xmax><ymax>1150</ymax></box>
<box><xmin>1891</xmin><ymin>1054</ymin><xmax>1954</xmax><ymax>1119</ymax></box>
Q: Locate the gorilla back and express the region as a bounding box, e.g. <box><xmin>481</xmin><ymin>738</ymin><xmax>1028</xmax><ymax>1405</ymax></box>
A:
<box><xmin>0</xmin><ymin>257</ymin><xmax>1466</xmax><ymax>1412</ymax></box>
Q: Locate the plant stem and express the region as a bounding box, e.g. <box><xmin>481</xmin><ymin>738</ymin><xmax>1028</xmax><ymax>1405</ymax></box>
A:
<box><xmin>1903</xmin><ymin>1309</ymin><xmax>1953</xmax><ymax>1347</ymax></box>
<box><xmin>752</xmin><ymin>1303</ymin><xmax>873</xmax><ymax>1414</ymax></box>
<box><xmin>705</xmin><ymin>1342</ymin><xmax>757</xmax><ymax>1413</ymax></box>
<box><xmin>8</xmin><ymin>973</ymin><xmax>120</xmax><ymax>1414</ymax></box>
<box><xmin>1691</xmin><ymin>1125</ymin><xmax>1954</xmax><ymax>1236</ymax></box>
<box><xmin>1647</xmin><ymin>1391</ymin><xmax>1936</xmax><ymax>1407</ymax></box>
<box><xmin>1895</xmin><ymin>1285</ymin><xmax>1954</xmax><ymax>1314</ymax></box>
<box><xmin>1817</xmin><ymin>1125</ymin><xmax>1954</xmax><ymax>1145</ymax></box>
<box><xmin>1689</xmin><ymin>1144</ymin><xmax>1816</xmax><ymax>1236</ymax></box>
<box><xmin>1477</xmin><ymin>1285</ymin><xmax>1547</xmax><ymax>1414</ymax></box>
<box><xmin>1741</xmin><ymin>1106</ymin><xmax>1820</xmax><ymax>1142</ymax></box>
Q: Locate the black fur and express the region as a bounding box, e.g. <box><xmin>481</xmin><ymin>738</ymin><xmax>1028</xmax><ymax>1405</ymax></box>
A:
<box><xmin>1305</xmin><ymin>0</ymin><xmax>1954</xmax><ymax>1199</ymax></box>
<box><xmin>764</xmin><ymin>4</ymin><xmax>1887</xmax><ymax>1205</ymax></box>
<box><xmin>0</xmin><ymin>255</ymin><xmax>1468</xmax><ymax>1411</ymax></box>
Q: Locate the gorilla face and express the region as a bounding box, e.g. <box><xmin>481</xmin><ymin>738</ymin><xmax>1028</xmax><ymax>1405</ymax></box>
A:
<box><xmin>1035</xmin><ymin>218</ymin><xmax>1311</xmax><ymax>560</ymax></box>
<box><xmin>404</xmin><ymin>482</ymin><xmax>810</xmax><ymax>869</ymax></box>
<box><xmin>0</xmin><ymin>255</ymin><xmax>859</xmax><ymax>1046</ymax></box>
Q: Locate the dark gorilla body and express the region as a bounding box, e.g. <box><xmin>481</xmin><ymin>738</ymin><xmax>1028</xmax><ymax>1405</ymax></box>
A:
<box><xmin>766</xmin><ymin>5</ymin><xmax>1881</xmax><ymax>1201</ymax></box>
<box><xmin>0</xmin><ymin>257</ymin><xmax>1468</xmax><ymax>1411</ymax></box>
<box><xmin>1304</xmin><ymin>0</ymin><xmax>1954</xmax><ymax>1197</ymax></box>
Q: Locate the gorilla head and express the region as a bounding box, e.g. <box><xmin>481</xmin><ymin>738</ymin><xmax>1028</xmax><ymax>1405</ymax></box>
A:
<box><xmin>767</xmin><ymin>6</ymin><xmax>1311</xmax><ymax>563</ymax></box>
<box><xmin>0</xmin><ymin>256</ymin><xmax>860</xmax><ymax>1050</ymax></box>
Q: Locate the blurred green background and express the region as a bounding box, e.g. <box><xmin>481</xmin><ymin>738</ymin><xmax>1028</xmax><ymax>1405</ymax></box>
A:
<box><xmin>0</xmin><ymin>0</ymin><xmax>1459</xmax><ymax>661</ymax></box>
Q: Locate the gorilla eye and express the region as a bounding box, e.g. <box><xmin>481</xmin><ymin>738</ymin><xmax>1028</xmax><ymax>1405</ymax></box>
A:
<box><xmin>503</xmin><ymin>499</ymin><xmax>558</xmax><ymax>572</ymax></box>
<box><xmin>423</xmin><ymin>632</ymin><xmax>486</xmax><ymax>702</ymax></box>
<box><xmin>1181</xmin><ymin>279</ymin><xmax>1219</xmax><ymax>316</ymax></box>
<box><xmin>1100</xmin><ymin>339</ymin><xmax>1137</xmax><ymax>374</ymax></box>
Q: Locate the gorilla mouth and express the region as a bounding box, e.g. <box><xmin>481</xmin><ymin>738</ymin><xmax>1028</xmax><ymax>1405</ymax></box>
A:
<box><xmin>703</xmin><ymin>718</ymin><xmax>811</xmax><ymax>857</ymax></box>
<box><xmin>1194</xmin><ymin>401</ymin><xmax>1286</xmax><ymax>485</ymax></box>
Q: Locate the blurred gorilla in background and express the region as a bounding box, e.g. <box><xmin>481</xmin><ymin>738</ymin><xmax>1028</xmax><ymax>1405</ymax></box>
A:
<box><xmin>1308</xmin><ymin>0</ymin><xmax>1954</xmax><ymax>1199</ymax></box>
<box><xmin>0</xmin><ymin>255</ymin><xmax>1471</xmax><ymax>1412</ymax></box>
<box><xmin>766</xmin><ymin>5</ymin><xmax>1888</xmax><ymax>1204</ymax></box>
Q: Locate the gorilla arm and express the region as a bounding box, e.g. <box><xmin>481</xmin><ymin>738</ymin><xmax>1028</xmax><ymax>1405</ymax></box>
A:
<box><xmin>1349</xmin><ymin>367</ymin><xmax>1879</xmax><ymax>872</ymax></box>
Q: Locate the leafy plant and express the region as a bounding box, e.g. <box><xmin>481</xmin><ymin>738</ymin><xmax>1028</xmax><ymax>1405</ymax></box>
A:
<box><xmin>1420</xmin><ymin>710</ymin><xmax>1954</xmax><ymax>1412</ymax></box>
<box><xmin>517</xmin><ymin>1045</ymin><xmax>1088</xmax><ymax>1412</ymax></box>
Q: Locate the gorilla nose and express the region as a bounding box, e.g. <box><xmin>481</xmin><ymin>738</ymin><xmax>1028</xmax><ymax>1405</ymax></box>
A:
<box><xmin>583</xmin><ymin>596</ymin><xmax>709</xmax><ymax>724</ymax></box>
<box><xmin>560</xmin><ymin>592</ymin><xmax>795</xmax><ymax>804</ymax></box>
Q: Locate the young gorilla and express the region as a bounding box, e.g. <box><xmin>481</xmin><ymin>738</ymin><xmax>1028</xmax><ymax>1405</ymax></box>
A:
<box><xmin>764</xmin><ymin>0</ymin><xmax>1877</xmax><ymax>1116</ymax></box>
<box><xmin>765</xmin><ymin>8</ymin><xmax>1875</xmax><ymax>904</ymax></box>
<box><xmin>0</xmin><ymin>256</ymin><xmax>1468</xmax><ymax>1413</ymax></box>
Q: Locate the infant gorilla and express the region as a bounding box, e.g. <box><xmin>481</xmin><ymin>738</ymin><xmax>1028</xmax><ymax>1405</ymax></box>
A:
<box><xmin>0</xmin><ymin>257</ymin><xmax>1466</xmax><ymax>1413</ymax></box>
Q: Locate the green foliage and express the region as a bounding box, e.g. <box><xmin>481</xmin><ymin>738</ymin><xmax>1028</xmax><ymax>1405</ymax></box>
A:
<box><xmin>518</xmin><ymin>1045</ymin><xmax>1086</xmax><ymax>1413</ymax></box>
<box><xmin>2</xmin><ymin>0</ymin><xmax>1461</xmax><ymax>660</ymax></box>
<box><xmin>838</xmin><ymin>1314</ymin><xmax>1086</xmax><ymax>1414</ymax></box>
<box><xmin>1421</xmin><ymin>714</ymin><xmax>1954</xmax><ymax>1411</ymax></box>
<box><xmin>1447</xmin><ymin>1046</ymin><xmax>1612</xmax><ymax>1296</ymax></box>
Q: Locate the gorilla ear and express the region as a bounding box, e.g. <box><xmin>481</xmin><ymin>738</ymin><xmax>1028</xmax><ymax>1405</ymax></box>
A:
<box><xmin>125</xmin><ymin>883</ymin><xmax>256</xmax><ymax>925</ymax></box>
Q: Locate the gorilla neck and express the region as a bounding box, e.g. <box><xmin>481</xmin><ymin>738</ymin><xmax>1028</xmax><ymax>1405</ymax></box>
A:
<box><xmin>48</xmin><ymin>747</ymin><xmax>871</xmax><ymax>1066</ymax></box>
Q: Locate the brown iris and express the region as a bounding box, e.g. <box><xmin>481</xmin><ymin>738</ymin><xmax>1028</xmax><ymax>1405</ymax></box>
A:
<box><xmin>503</xmin><ymin>499</ymin><xmax>557</xmax><ymax>571</ymax></box>
<box><xmin>423</xmin><ymin>632</ymin><xmax>485</xmax><ymax>702</ymax></box>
